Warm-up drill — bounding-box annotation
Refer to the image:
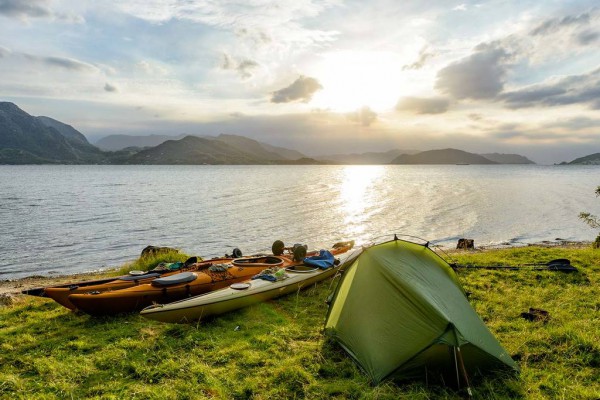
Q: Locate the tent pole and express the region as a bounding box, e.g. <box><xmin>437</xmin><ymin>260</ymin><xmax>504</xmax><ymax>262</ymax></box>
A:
<box><xmin>456</xmin><ymin>347</ymin><xmax>473</xmax><ymax>398</ymax></box>
<box><xmin>453</xmin><ymin>346</ymin><xmax>460</xmax><ymax>388</ymax></box>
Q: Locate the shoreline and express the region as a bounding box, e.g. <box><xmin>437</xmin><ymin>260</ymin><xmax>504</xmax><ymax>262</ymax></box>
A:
<box><xmin>1</xmin><ymin>240</ymin><xmax>592</xmax><ymax>297</ymax></box>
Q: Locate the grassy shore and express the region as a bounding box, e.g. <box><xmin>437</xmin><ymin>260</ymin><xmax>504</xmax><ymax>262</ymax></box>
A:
<box><xmin>1</xmin><ymin>245</ymin><xmax>599</xmax><ymax>399</ymax></box>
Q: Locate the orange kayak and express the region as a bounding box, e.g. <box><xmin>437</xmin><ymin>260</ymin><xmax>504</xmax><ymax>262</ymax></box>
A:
<box><xmin>41</xmin><ymin>258</ymin><xmax>218</xmax><ymax>310</ymax></box>
<box><xmin>68</xmin><ymin>255</ymin><xmax>292</xmax><ymax>315</ymax></box>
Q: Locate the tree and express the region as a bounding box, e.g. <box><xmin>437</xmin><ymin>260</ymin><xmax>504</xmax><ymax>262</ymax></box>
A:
<box><xmin>579</xmin><ymin>186</ymin><xmax>600</xmax><ymax>248</ymax></box>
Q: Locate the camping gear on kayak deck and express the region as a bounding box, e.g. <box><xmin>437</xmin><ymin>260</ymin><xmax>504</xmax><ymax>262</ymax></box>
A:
<box><xmin>324</xmin><ymin>238</ymin><xmax>518</xmax><ymax>386</ymax></box>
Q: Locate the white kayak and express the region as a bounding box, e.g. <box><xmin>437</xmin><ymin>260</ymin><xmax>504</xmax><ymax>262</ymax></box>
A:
<box><xmin>140</xmin><ymin>247</ymin><xmax>363</xmax><ymax>323</ymax></box>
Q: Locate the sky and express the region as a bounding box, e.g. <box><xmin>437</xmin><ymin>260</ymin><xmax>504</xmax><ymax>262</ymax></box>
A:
<box><xmin>1</xmin><ymin>0</ymin><xmax>599</xmax><ymax>164</ymax></box>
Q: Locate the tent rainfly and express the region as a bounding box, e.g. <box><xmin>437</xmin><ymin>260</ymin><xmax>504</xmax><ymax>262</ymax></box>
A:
<box><xmin>325</xmin><ymin>238</ymin><xmax>519</xmax><ymax>385</ymax></box>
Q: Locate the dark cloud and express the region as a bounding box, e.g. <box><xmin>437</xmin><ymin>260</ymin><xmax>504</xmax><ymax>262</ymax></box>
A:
<box><xmin>396</xmin><ymin>96</ymin><xmax>449</xmax><ymax>114</ymax></box>
<box><xmin>542</xmin><ymin>116</ymin><xmax>600</xmax><ymax>131</ymax></box>
<box><xmin>435</xmin><ymin>44</ymin><xmax>511</xmax><ymax>99</ymax></box>
<box><xmin>0</xmin><ymin>0</ymin><xmax>51</xmax><ymax>19</ymax></box>
<box><xmin>221</xmin><ymin>53</ymin><xmax>259</xmax><ymax>79</ymax></box>
<box><xmin>0</xmin><ymin>0</ymin><xmax>82</xmax><ymax>22</ymax></box>
<box><xmin>346</xmin><ymin>106</ymin><xmax>377</xmax><ymax>126</ymax></box>
<box><xmin>22</xmin><ymin>54</ymin><xmax>96</xmax><ymax>72</ymax></box>
<box><xmin>104</xmin><ymin>83</ymin><xmax>118</xmax><ymax>93</ymax></box>
<box><xmin>530</xmin><ymin>11</ymin><xmax>592</xmax><ymax>36</ymax></box>
<box><xmin>577</xmin><ymin>30</ymin><xmax>600</xmax><ymax>45</ymax></box>
<box><xmin>271</xmin><ymin>76</ymin><xmax>322</xmax><ymax>103</ymax></box>
<box><xmin>402</xmin><ymin>47</ymin><xmax>435</xmax><ymax>71</ymax></box>
<box><xmin>43</xmin><ymin>56</ymin><xmax>95</xmax><ymax>71</ymax></box>
<box><xmin>500</xmin><ymin>67</ymin><xmax>600</xmax><ymax>109</ymax></box>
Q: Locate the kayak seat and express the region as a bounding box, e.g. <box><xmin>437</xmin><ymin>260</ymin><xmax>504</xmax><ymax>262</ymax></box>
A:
<box><xmin>118</xmin><ymin>272</ymin><xmax>161</xmax><ymax>281</ymax></box>
<box><xmin>151</xmin><ymin>272</ymin><xmax>197</xmax><ymax>287</ymax></box>
<box><xmin>232</xmin><ymin>256</ymin><xmax>284</xmax><ymax>267</ymax></box>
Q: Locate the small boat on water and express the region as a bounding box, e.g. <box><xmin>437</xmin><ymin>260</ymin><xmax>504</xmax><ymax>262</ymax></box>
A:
<box><xmin>140</xmin><ymin>241</ymin><xmax>358</xmax><ymax>323</ymax></box>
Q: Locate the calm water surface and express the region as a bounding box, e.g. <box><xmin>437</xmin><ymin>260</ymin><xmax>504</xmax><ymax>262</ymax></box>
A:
<box><xmin>0</xmin><ymin>165</ymin><xmax>598</xmax><ymax>279</ymax></box>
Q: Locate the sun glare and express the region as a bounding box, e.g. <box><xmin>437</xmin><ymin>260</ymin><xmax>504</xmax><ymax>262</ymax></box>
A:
<box><xmin>310</xmin><ymin>51</ymin><xmax>413</xmax><ymax>112</ymax></box>
<box><xmin>338</xmin><ymin>165</ymin><xmax>384</xmax><ymax>237</ymax></box>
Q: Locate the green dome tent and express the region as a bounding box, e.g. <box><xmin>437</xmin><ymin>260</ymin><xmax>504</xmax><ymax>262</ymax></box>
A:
<box><xmin>325</xmin><ymin>238</ymin><xmax>518</xmax><ymax>385</ymax></box>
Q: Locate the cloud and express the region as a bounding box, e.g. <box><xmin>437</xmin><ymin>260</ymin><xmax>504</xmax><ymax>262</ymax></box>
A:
<box><xmin>115</xmin><ymin>0</ymin><xmax>339</xmax><ymax>54</ymax></box>
<box><xmin>0</xmin><ymin>0</ymin><xmax>51</xmax><ymax>19</ymax></box>
<box><xmin>346</xmin><ymin>106</ymin><xmax>377</xmax><ymax>127</ymax></box>
<box><xmin>541</xmin><ymin>116</ymin><xmax>600</xmax><ymax>131</ymax></box>
<box><xmin>530</xmin><ymin>10</ymin><xmax>593</xmax><ymax>36</ymax></box>
<box><xmin>577</xmin><ymin>30</ymin><xmax>600</xmax><ymax>45</ymax></box>
<box><xmin>435</xmin><ymin>43</ymin><xmax>511</xmax><ymax>99</ymax></box>
<box><xmin>38</xmin><ymin>56</ymin><xmax>96</xmax><ymax>72</ymax></box>
<box><xmin>396</xmin><ymin>97</ymin><xmax>450</xmax><ymax>114</ymax></box>
<box><xmin>271</xmin><ymin>76</ymin><xmax>322</xmax><ymax>103</ymax></box>
<box><xmin>0</xmin><ymin>45</ymin><xmax>10</xmax><ymax>57</ymax></box>
<box><xmin>221</xmin><ymin>53</ymin><xmax>259</xmax><ymax>79</ymax></box>
<box><xmin>500</xmin><ymin>67</ymin><xmax>600</xmax><ymax>110</ymax></box>
<box><xmin>104</xmin><ymin>83</ymin><xmax>118</xmax><ymax>92</ymax></box>
<box><xmin>0</xmin><ymin>0</ymin><xmax>83</xmax><ymax>23</ymax></box>
<box><xmin>402</xmin><ymin>47</ymin><xmax>435</xmax><ymax>71</ymax></box>
<box><xmin>453</xmin><ymin>4</ymin><xmax>467</xmax><ymax>11</ymax></box>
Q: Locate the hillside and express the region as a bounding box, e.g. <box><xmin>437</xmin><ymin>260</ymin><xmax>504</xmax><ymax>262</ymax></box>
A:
<box><xmin>567</xmin><ymin>153</ymin><xmax>600</xmax><ymax>165</ymax></box>
<box><xmin>215</xmin><ymin>134</ymin><xmax>305</xmax><ymax>161</ymax></box>
<box><xmin>316</xmin><ymin>149</ymin><xmax>418</xmax><ymax>164</ymax></box>
<box><xmin>0</xmin><ymin>102</ymin><xmax>104</xmax><ymax>164</ymax></box>
<box><xmin>126</xmin><ymin>135</ymin><xmax>273</xmax><ymax>164</ymax></box>
<box><xmin>391</xmin><ymin>148</ymin><xmax>497</xmax><ymax>164</ymax></box>
<box><xmin>95</xmin><ymin>134</ymin><xmax>187</xmax><ymax>151</ymax></box>
<box><xmin>481</xmin><ymin>153</ymin><xmax>535</xmax><ymax>164</ymax></box>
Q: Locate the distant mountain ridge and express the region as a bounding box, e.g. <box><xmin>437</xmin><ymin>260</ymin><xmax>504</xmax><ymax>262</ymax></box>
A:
<box><xmin>0</xmin><ymin>101</ymin><xmax>540</xmax><ymax>165</ymax></box>
<box><xmin>566</xmin><ymin>153</ymin><xmax>600</xmax><ymax>165</ymax></box>
<box><xmin>95</xmin><ymin>134</ymin><xmax>188</xmax><ymax>151</ymax></box>
<box><xmin>391</xmin><ymin>149</ymin><xmax>497</xmax><ymax>165</ymax></box>
<box><xmin>315</xmin><ymin>149</ymin><xmax>419</xmax><ymax>164</ymax></box>
<box><xmin>480</xmin><ymin>153</ymin><xmax>535</xmax><ymax>164</ymax></box>
<box><xmin>126</xmin><ymin>135</ymin><xmax>317</xmax><ymax>165</ymax></box>
<box><xmin>390</xmin><ymin>149</ymin><xmax>536</xmax><ymax>165</ymax></box>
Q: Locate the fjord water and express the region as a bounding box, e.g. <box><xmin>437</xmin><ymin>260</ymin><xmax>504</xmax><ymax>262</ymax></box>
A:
<box><xmin>0</xmin><ymin>165</ymin><xmax>598</xmax><ymax>279</ymax></box>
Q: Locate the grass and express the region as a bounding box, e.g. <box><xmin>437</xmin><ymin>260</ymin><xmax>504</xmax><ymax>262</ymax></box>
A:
<box><xmin>113</xmin><ymin>250</ymin><xmax>192</xmax><ymax>276</ymax></box>
<box><xmin>1</xmin><ymin>245</ymin><xmax>599</xmax><ymax>399</ymax></box>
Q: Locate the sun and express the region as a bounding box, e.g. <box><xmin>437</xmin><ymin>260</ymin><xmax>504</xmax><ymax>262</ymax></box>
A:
<box><xmin>309</xmin><ymin>50</ymin><xmax>416</xmax><ymax>112</ymax></box>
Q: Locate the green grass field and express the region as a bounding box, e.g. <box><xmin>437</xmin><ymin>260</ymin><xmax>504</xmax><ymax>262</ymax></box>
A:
<box><xmin>1</xmin><ymin>245</ymin><xmax>599</xmax><ymax>399</ymax></box>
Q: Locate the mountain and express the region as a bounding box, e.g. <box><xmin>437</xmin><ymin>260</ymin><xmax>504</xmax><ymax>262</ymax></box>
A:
<box><xmin>391</xmin><ymin>148</ymin><xmax>497</xmax><ymax>165</ymax></box>
<box><xmin>567</xmin><ymin>153</ymin><xmax>600</xmax><ymax>165</ymax></box>
<box><xmin>125</xmin><ymin>135</ymin><xmax>270</xmax><ymax>164</ymax></box>
<box><xmin>0</xmin><ymin>102</ymin><xmax>104</xmax><ymax>164</ymax></box>
<box><xmin>480</xmin><ymin>153</ymin><xmax>535</xmax><ymax>164</ymax></box>
<box><xmin>95</xmin><ymin>134</ymin><xmax>187</xmax><ymax>151</ymax></box>
<box><xmin>125</xmin><ymin>135</ymin><xmax>318</xmax><ymax>165</ymax></box>
<box><xmin>95</xmin><ymin>132</ymin><xmax>306</xmax><ymax>161</ymax></box>
<box><xmin>315</xmin><ymin>149</ymin><xmax>418</xmax><ymax>164</ymax></box>
<box><xmin>215</xmin><ymin>134</ymin><xmax>306</xmax><ymax>161</ymax></box>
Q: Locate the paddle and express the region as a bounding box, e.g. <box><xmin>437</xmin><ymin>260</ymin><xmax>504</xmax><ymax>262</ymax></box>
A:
<box><xmin>452</xmin><ymin>259</ymin><xmax>577</xmax><ymax>273</ymax></box>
